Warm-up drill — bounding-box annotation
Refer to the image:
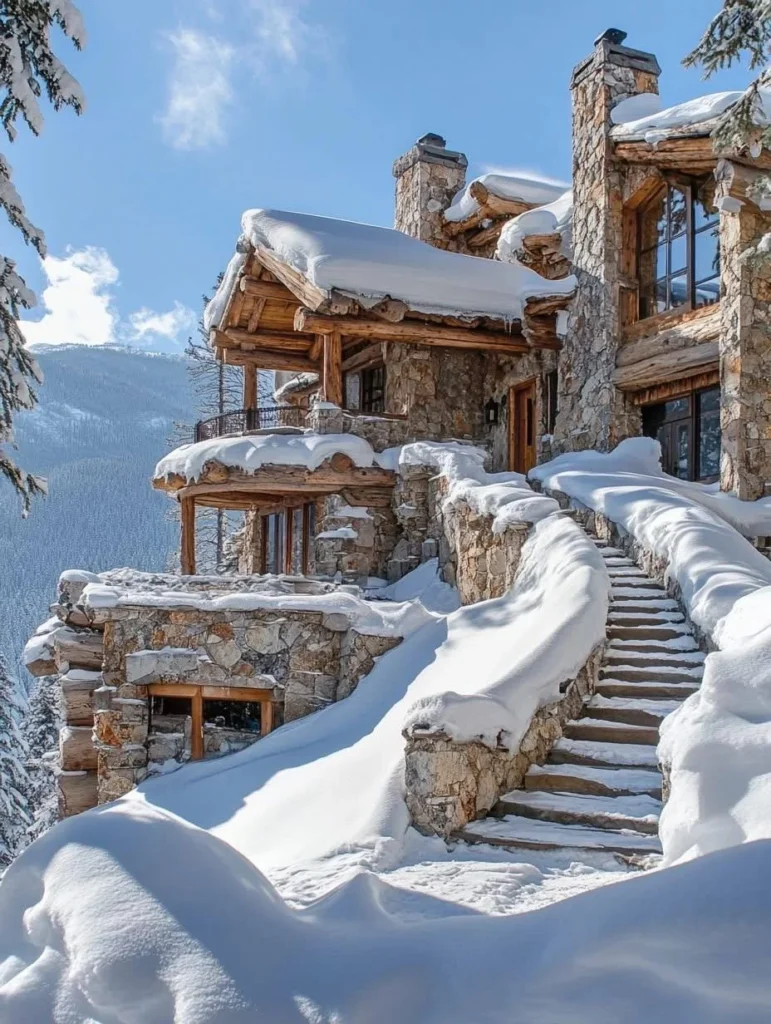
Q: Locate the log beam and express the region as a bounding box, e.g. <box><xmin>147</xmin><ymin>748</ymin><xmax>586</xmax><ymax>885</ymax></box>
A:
<box><xmin>294</xmin><ymin>308</ymin><xmax>536</xmax><ymax>352</ymax></box>
<box><xmin>181</xmin><ymin>497</ymin><xmax>196</xmax><ymax>575</ymax></box>
<box><xmin>219</xmin><ymin>348</ymin><xmax>317</xmax><ymax>373</ymax></box>
<box><xmin>212</xmin><ymin>327</ymin><xmax>313</xmax><ymax>353</ymax></box>
<box><xmin>240</xmin><ymin>277</ymin><xmax>299</xmax><ymax>301</ymax></box>
<box><xmin>342</xmin><ymin>342</ymin><xmax>384</xmax><ymax>373</ymax></box>
<box><xmin>613</xmin><ymin>340</ymin><xmax>719</xmax><ymax>391</ymax></box>
<box><xmin>322</xmin><ymin>330</ymin><xmax>343</xmax><ymax>405</ymax></box>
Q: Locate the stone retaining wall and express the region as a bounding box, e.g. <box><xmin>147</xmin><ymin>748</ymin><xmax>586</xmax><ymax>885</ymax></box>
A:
<box><xmin>402</xmin><ymin>648</ymin><xmax>603</xmax><ymax>837</ymax></box>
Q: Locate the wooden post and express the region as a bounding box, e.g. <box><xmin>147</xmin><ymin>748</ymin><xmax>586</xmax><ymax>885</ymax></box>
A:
<box><xmin>261</xmin><ymin>700</ymin><xmax>274</xmax><ymax>737</ymax></box>
<box><xmin>191</xmin><ymin>688</ymin><xmax>204</xmax><ymax>760</ymax></box>
<box><xmin>322</xmin><ymin>331</ymin><xmax>343</xmax><ymax>406</ymax></box>
<box><xmin>181</xmin><ymin>496</ymin><xmax>196</xmax><ymax>576</ymax></box>
<box><xmin>243</xmin><ymin>363</ymin><xmax>257</xmax><ymax>411</ymax></box>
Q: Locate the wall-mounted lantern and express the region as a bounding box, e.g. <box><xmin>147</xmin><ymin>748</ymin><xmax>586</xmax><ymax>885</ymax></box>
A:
<box><xmin>484</xmin><ymin>396</ymin><xmax>499</xmax><ymax>426</ymax></box>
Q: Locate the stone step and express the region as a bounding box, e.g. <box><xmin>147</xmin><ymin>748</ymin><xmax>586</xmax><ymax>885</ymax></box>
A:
<box><xmin>495</xmin><ymin>789</ymin><xmax>661</xmax><ymax>835</ymax></box>
<box><xmin>566</xmin><ymin>717</ymin><xmax>660</xmax><ymax>746</ymax></box>
<box><xmin>607</xmin><ymin>623</ymin><xmax>690</xmax><ymax>641</ymax></box>
<box><xmin>608</xmin><ymin>609</ymin><xmax>685</xmax><ymax>624</ymax></box>
<box><xmin>602</xmin><ymin>557</ymin><xmax>636</xmax><ymax>567</ymax></box>
<box><xmin>606</xmin><ymin>566</ymin><xmax>647</xmax><ymax>577</ymax></box>
<box><xmin>587</xmin><ymin>694</ymin><xmax>683</xmax><ymax>727</ymax></box>
<box><xmin>600</xmin><ymin>664</ymin><xmax>703</xmax><ymax>684</ymax></box>
<box><xmin>549</xmin><ymin>736</ymin><xmax>659</xmax><ymax>770</ymax></box>
<box><xmin>610</xmin><ymin>579</ymin><xmax>666</xmax><ymax>592</ymax></box>
<box><xmin>604</xmin><ymin>649</ymin><xmax>705</xmax><ymax>668</ymax></box>
<box><xmin>525</xmin><ymin>762</ymin><xmax>662</xmax><ymax>799</ymax></box>
<box><xmin>458</xmin><ymin>814</ymin><xmax>661</xmax><ymax>856</ymax></box>
<box><xmin>610</xmin><ymin>596</ymin><xmax>680</xmax><ymax>611</ymax></box>
<box><xmin>597</xmin><ymin>679</ymin><xmax>700</xmax><ymax>700</ymax></box>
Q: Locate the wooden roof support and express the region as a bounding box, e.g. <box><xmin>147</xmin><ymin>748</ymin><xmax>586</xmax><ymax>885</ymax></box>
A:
<box><xmin>240</xmin><ymin>277</ymin><xmax>299</xmax><ymax>302</ymax></box>
<box><xmin>342</xmin><ymin>342</ymin><xmax>384</xmax><ymax>373</ymax></box>
<box><xmin>180</xmin><ymin>496</ymin><xmax>196</xmax><ymax>576</ymax></box>
<box><xmin>294</xmin><ymin>308</ymin><xmax>541</xmax><ymax>353</ymax></box>
<box><xmin>322</xmin><ymin>331</ymin><xmax>343</xmax><ymax>406</ymax></box>
<box><xmin>218</xmin><ymin>348</ymin><xmax>317</xmax><ymax>373</ymax></box>
<box><xmin>212</xmin><ymin>328</ymin><xmax>312</xmax><ymax>354</ymax></box>
<box><xmin>615</xmin><ymin>136</ymin><xmax>771</xmax><ymax>173</ymax></box>
<box><xmin>243</xmin><ymin>363</ymin><xmax>257</xmax><ymax>411</ymax></box>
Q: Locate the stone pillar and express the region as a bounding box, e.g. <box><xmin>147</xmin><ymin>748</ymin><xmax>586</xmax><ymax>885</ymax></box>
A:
<box><xmin>392</xmin><ymin>133</ymin><xmax>467</xmax><ymax>248</ymax></box>
<box><xmin>553</xmin><ymin>30</ymin><xmax>660</xmax><ymax>453</ymax></box>
<box><xmin>716</xmin><ymin>160</ymin><xmax>771</xmax><ymax>499</ymax></box>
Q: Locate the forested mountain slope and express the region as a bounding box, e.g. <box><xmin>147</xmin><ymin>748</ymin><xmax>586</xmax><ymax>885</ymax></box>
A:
<box><xmin>0</xmin><ymin>345</ymin><xmax>195</xmax><ymax>680</ymax></box>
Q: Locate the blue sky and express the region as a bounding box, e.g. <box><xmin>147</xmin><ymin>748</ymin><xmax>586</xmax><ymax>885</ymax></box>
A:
<box><xmin>10</xmin><ymin>0</ymin><xmax>756</xmax><ymax>354</ymax></box>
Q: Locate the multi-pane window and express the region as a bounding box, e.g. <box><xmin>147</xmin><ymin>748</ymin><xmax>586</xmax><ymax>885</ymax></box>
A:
<box><xmin>261</xmin><ymin>502</ymin><xmax>316</xmax><ymax>575</ymax></box>
<box><xmin>638</xmin><ymin>183</ymin><xmax>720</xmax><ymax>319</ymax></box>
<box><xmin>641</xmin><ymin>385</ymin><xmax>720</xmax><ymax>482</ymax></box>
<box><xmin>344</xmin><ymin>364</ymin><xmax>385</xmax><ymax>414</ymax></box>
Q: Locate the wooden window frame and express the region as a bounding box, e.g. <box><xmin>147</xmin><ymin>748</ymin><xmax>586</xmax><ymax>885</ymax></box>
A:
<box><xmin>641</xmin><ymin>382</ymin><xmax>720</xmax><ymax>483</ymax></box>
<box><xmin>635</xmin><ymin>179</ymin><xmax>720</xmax><ymax>323</ymax></box>
<box><xmin>344</xmin><ymin>362</ymin><xmax>386</xmax><ymax>414</ymax></box>
<box><xmin>260</xmin><ymin>502</ymin><xmax>316</xmax><ymax>575</ymax></box>
<box><xmin>148</xmin><ymin>683</ymin><xmax>276</xmax><ymax>761</ymax></box>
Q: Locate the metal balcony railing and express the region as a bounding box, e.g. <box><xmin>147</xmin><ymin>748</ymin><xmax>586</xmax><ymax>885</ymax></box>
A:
<box><xmin>194</xmin><ymin>406</ymin><xmax>307</xmax><ymax>443</ymax></box>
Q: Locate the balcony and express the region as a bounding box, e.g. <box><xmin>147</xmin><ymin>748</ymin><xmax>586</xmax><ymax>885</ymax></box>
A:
<box><xmin>194</xmin><ymin>406</ymin><xmax>307</xmax><ymax>443</ymax></box>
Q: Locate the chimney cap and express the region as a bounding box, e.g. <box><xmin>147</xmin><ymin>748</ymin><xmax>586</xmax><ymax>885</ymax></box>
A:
<box><xmin>594</xmin><ymin>27</ymin><xmax>627</xmax><ymax>46</ymax></box>
<box><xmin>417</xmin><ymin>132</ymin><xmax>446</xmax><ymax>148</ymax></box>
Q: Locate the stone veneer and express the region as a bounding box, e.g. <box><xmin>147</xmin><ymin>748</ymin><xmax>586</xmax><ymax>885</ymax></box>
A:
<box><xmin>393</xmin><ymin>132</ymin><xmax>467</xmax><ymax>249</ymax></box>
<box><xmin>716</xmin><ymin>159</ymin><xmax>771</xmax><ymax>500</ymax></box>
<box><xmin>553</xmin><ymin>35</ymin><xmax>660</xmax><ymax>454</ymax></box>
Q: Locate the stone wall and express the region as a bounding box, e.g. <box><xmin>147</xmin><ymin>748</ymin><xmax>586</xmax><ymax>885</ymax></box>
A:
<box><xmin>384</xmin><ymin>343</ymin><xmax>485</xmax><ymax>442</ymax></box>
<box><xmin>716</xmin><ymin>160</ymin><xmax>771</xmax><ymax>500</ymax></box>
<box><xmin>553</xmin><ymin>35</ymin><xmax>660</xmax><ymax>454</ymax></box>
<box><xmin>393</xmin><ymin>133</ymin><xmax>467</xmax><ymax>249</ymax></box>
<box><xmin>315</xmin><ymin>494</ymin><xmax>397</xmax><ymax>581</ymax></box>
<box><xmin>402</xmin><ymin>648</ymin><xmax>603</xmax><ymax>836</ymax></box>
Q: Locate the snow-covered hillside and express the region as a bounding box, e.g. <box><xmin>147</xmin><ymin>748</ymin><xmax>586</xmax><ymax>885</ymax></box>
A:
<box><xmin>0</xmin><ymin>345</ymin><xmax>196</xmax><ymax>680</ymax></box>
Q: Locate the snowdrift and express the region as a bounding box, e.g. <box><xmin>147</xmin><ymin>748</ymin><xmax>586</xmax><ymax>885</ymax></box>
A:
<box><xmin>2</xmin><ymin>801</ymin><xmax>771</xmax><ymax>1022</ymax></box>
<box><xmin>531</xmin><ymin>439</ymin><xmax>771</xmax><ymax>866</ymax></box>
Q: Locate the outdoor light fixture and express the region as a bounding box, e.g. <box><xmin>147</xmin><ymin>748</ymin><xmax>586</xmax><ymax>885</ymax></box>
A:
<box><xmin>484</xmin><ymin>397</ymin><xmax>499</xmax><ymax>426</ymax></box>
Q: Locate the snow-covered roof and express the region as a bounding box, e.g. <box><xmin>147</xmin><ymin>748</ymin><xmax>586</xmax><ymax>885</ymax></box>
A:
<box><xmin>496</xmin><ymin>190</ymin><xmax>573</xmax><ymax>265</ymax></box>
<box><xmin>610</xmin><ymin>88</ymin><xmax>771</xmax><ymax>146</ymax></box>
<box><xmin>205</xmin><ymin>208</ymin><xmax>576</xmax><ymax>329</ymax></box>
<box><xmin>155</xmin><ymin>431</ymin><xmax>384</xmax><ymax>485</ymax></box>
<box><xmin>444</xmin><ymin>173</ymin><xmax>568</xmax><ymax>223</ymax></box>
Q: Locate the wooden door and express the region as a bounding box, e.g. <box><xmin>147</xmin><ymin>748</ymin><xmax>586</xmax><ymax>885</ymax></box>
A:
<box><xmin>508</xmin><ymin>380</ymin><xmax>537</xmax><ymax>474</ymax></box>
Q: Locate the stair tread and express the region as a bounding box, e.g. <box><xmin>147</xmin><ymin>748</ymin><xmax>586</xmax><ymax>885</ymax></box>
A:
<box><xmin>608</xmin><ymin>611</ymin><xmax>685</xmax><ymax>622</ymax></box>
<box><xmin>575</xmin><ymin>716</ymin><xmax>658</xmax><ymax>732</ymax></box>
<box><xmin>610</xmin><ymin>587</ymin><xmax>671</xmax><ymax>599</ymax></box>
<box><xmin>611</xmin><ymin>596</ymin><xmax>679</xmax><ymax>608</ymax></box>
<box><xmin>608</xmin><ymin>636</ymin><xmax>699</xmax><ymax>651</ymax></box>
<box><xmin>589</xmin><ymin>695</ymin><xmax>684</xmax><ymax>715</ymax></box>
<box><xmin>552</xmin><ymin>737</ymin><xmax>659</xmax><ymax>767</ymax></box>
<box><xmin>606</xmin><ymin>647</ymin><xmax>704</xmax><ymax>662</ymax></box>
<box><xmin>528</xmin><ymin>762</ymin><xmax>662</xmax><ymax>793</ymax></box>
<box><xmin>499</xmin><ymin>789</ymin><xmax>662</xmax><ymax>824</ymax></box>
<box><xmin>459</xmin><ymin>814</ymin><xmax>661</xmax><ymax>853</ymax></box>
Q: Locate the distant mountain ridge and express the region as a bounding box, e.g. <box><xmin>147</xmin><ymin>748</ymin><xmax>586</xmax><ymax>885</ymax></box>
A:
<box><xmin>0</xmin><ymin>345</ymin><xmax>197</xmax><ymax>680</ymax></box>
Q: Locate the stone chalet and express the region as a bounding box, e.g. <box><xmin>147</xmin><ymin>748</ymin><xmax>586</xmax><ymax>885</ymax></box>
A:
<box><xmin>26</xmin><ymin>30</ymin><xmax>771</xmax><ymax>823</ymax></box>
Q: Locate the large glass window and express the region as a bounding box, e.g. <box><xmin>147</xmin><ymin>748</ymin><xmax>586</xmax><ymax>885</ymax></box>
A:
<box><xmin>638</xmin><ymin>183</ymin><xmax>720</xmax><ymax>319</ymax></box>
<box><xmin>641</xmin><ymin>385</ymin><xmax>720</xmax><ymax>481</ymax></box>
<box><xmin>344</xmin><ymin>364</ymin><xmax>385</xmax><ymax>414</ymax></box>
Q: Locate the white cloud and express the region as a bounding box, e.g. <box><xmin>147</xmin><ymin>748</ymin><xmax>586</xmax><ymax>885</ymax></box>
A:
<box><xmin>128</xmin><ymin>302</ymin><xmax>196</xmax><ymax>343</ymax></box>
<box><xmin>158</xmin><ymin>1</ymin><xmax>326</xmax><ymax>150</ymax></box>
<box><xmin>158</xmin><ymin>29</ymin><xmax>235</xmax><ymax>150</ymax></box>
<box><xmin>20</xmin><ymin>247</ymin><xmax>119</xmax><ymax>348</ymax></box>
<box><xmin>19</xmin><ymin>247</ymin><xmax>195</xmax><ymax>354</ymax></box>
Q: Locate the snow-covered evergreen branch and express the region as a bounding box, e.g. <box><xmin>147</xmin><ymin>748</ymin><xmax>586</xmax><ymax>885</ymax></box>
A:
<box><xmin>0</xmin><ymin>0</ymin><xmax>85</xmax><ymax>511</ymax></box>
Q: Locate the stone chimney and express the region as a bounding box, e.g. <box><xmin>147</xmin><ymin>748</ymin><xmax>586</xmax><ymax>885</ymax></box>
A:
<box><xmin>392</xmin><ymin>133</ymin><xmax>467</xmax><ymax>247</ymax></box>
<box><xmin>553</xmin><ymin>31</ymin><xmax>661</xmax><ymax>454</ymax></box>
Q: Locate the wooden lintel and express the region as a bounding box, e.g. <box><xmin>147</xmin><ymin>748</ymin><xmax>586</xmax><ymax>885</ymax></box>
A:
<box><xmin>630</xmin><ymin>370</ymin><xmax>720</xmax><ymax>406</ymax></box>
<box><xmin>175</xmin><ymin>465</ymin><xmax>396</xmax><ymax>503</ymax></box>
<box><xmin>613</xmin><ymin>340</ymin><xmax>719</xmax><ymax>391</ymax></box>
<box><xmin>340</xmin><ymin>487</ymin><xmax>393</xmax><ymax>508</ymax></box>
<box><xmin>294</xmin><ymin>308</ymin><xmax>534</xmax><ymax>352</ymax></box>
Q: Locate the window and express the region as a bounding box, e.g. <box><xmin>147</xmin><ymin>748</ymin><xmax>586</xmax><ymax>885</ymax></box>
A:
<box><xmin>261</xmin><ymin>502</ymin><xmax>316</xmax><ymax>575</ymax></box>
<box><xmin>344</xmin><ymin>364</ymin><xmax>385</xmax><ymax>414</ymax></box>
<box><xmin>641</xmin><ymin>385</ymin><xmax>720</xmax><ymax>482</ymax></box>
<box><xmin>545</xmin><ymin>370</ymin><xmax>559</xmax><ymax>434</ymax></box>
<box><xmin>638</xmin><ymin>183</ymin><xmax>720</xmax><ymax>319</ymax></box>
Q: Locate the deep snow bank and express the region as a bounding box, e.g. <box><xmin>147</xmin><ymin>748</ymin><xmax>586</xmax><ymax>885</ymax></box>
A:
<box><xmin>531</xmin><ymin>439</ymin><xmax>771</xmax><ymax>865</ymax></box>
<box><xmin>2</xmin><ymin>801</ymin><xmax>771</xmax><ymax>1022</ymax></box>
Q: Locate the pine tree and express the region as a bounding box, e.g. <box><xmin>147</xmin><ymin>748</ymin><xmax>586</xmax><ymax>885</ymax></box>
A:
<box><xmin>1</xmin><ymin>0</ymin><xmax>86</xmax><ymax>512</ymax></box>
<box><xmin>18</xmin><ymin>673</ymin><xmax>60</xmax><ymax>848</ymax></box>
<box><xmin>684</xmin><ymin>1</ymin><xmax>771</xmax><ymax>173</ymax></box>
<box><xmin>0</xmin><ymin>652</ymin><xmax>30</xmax><ymax>867</ymax></box>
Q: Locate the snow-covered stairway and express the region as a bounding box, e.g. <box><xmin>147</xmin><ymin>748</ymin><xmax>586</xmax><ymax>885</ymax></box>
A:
<box><xmin>456</xmin><ymin>538</ymin><xmax>704</xmax><ymax>859</ymax></box>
